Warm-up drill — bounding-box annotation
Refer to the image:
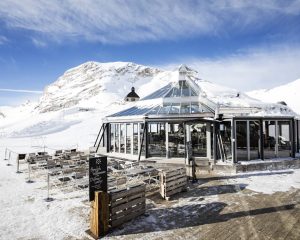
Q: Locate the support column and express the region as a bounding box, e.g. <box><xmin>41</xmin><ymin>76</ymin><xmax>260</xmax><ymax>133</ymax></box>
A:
<box><xmin>206</xmin><ymin>123</ymin><xmax>211</xmax><ymax>160</ymax></box>
<box><xmin>260</xmin><ymin>119</ymin><xmax>264</xmax><ymax>160</ymax></box>
<box><xmin>166</xmin><ymin>122</ymin><xmax>169</xmax><ymax>158</ymax></box>
<box><xmin>213</xmin><ymin>122</ymin><xmax>217</xmax><ymax>162</ymax></box>
<box><xmin>138</xmin><ymin>123</ymin><xmax>141</xmax><ymax>155</ymax></box>
<box><xmin>131</xmin><ymin>123</ymin><xmax>134</xmax><ymax>155</ymax></box>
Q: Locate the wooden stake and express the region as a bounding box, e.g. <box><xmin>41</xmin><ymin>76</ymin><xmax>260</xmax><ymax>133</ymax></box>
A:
<box><xmin>90</xmin><ymin>191</ymin><xmax>109</xmax><ymax>238</ymax></box>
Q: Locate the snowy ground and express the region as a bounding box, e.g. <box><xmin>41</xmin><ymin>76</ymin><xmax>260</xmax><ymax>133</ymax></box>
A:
<box><xmin>1</xmin><ymin>156</ymin><xmax>300</xmax><ymax>240</ymax></box>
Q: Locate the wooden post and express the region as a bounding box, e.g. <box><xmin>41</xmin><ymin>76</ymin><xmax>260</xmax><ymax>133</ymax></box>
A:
<box><xmin>90</xmin><ymin>191</ymin><xmax>109</xmax><ymax>238</ymax></box>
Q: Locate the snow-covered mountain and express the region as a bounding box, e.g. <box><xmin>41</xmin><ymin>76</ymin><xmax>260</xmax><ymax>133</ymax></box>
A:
<box><xmin>247</xmin><ymin>79</ymin><xmax>300</xmax><ymax>114</ymax></box>
<box><xmin>35</xmin><ymin>61</ymin><xmax>162</xmax><ymax>113</ymax></box>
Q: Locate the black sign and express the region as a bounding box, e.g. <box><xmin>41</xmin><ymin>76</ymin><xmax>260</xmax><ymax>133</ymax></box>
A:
<box><xmin>89</xmin><ymin>156</ymin><xmax>107</xmax><ymax>201</ymax></box>
<box><xmin>18</xmin><ymin>154</ymin><xmax>26</xmax><ymax>160</ymax></box>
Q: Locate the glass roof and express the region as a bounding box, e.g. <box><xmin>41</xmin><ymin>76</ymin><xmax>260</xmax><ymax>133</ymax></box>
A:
<box><xmin>141</xmin><ymin>80</ymin><xmax>198</xmax><ymax>100</ymax></box>
<box><xmin>142</xmin><ymin>83</ymin><xmax>172</xmax><ymax>100</ymax></box>
<box><xmin>108</xmin><ymin>78</ymin><xmax>216</xmax><ymax>118</ymax></box>
<box><xmin>108</xmin><ymin>102</ymin><xmax>213</xmax><ymax>117</ymax></box>
<box><xmin>109</xmin><ymin>106</ymin><xmax>156</xmax><ymax>117</ymax></box>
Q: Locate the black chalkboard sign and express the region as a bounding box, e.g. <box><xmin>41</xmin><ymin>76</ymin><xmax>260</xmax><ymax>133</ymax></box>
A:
<box><xmin>18</xmin><ymin>154</ymin><xmax>26</xmax><ymax>160</ymax></box>
<box><xmin>89</xmin><ymin>156</ymin><xmax>107</xmax><ymax>201</ymax></box>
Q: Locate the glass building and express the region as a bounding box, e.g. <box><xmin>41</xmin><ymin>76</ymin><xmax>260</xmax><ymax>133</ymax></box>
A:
<box><xmin>99</xmin><ymin>65</ymin><xmax>300</xmax><ymax>165</ymax></box>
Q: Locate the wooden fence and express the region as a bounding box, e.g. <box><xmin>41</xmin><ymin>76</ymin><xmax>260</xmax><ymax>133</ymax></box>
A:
<box><xmin>109</xmin><ymin>184</ymin><xmax>146</xmax><ymax>228</ymax></box>
<box><xmin>160</xmin><ymin>167</ymin><xmax>187</xmax><ymax>200</ymax></box>
<box><xmin>89</xmin><ymin>184</ymin><xmax>146</xmax><ymax>238</ymax></box>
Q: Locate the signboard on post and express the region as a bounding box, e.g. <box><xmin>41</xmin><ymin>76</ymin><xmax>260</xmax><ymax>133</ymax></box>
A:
<box><xmin>89</xmin><ymin>156</ymin><xmax>107</xmax><ymax>201</ymax></box>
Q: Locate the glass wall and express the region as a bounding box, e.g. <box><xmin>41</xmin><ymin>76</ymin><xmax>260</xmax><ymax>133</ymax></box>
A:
<box><xmin>148</xmin><ymin>123</ymin><xmax>166</xmax><ymax>157</ymax></box>
<box><xmin>126</xmin><ymin>123</ymin><xmax>132</xmax><ymax>154</ymax></box>
<box><xmin>220</xmin><ymin>121</ymin><xmax>232</xmax><ymax>160</ymax></box>
<box><xmin>110</xmin><ymin>123</ymin><xmax>115</xmax><ymax>152</ymax></box>
<box><xmin>236</xmin><ymin>121</ymin><xmax>248</xmax><ymax>161</ymax></box>
<box><xmin>140</xmin><ymin>123</ymin><xmax>146</xmax><ymax>156</ymax></box>
<box><xmin>250</xmin><ymin>121</ymin><xmax>261</xmax><ymax>160</ymax></box>
<box><xmin>278</xmin><ymin>121</ymin><xmax>291</xmax><ymax>157</ymax></box>
<box><xmin>263</xmin><ymin>121</ymin><xmax>276</xmax><ymax>159</ymax></box>
<box><xmin>133</xmin><ymin>123</ymin><xmax>139</xmax><ymax>155</ymax></box>
<box><xmin>190</xmin><ymin>123</ymin><xmax>207</xmax><ymax>157</ymax></box>
<box><xmin>115</xmin><ymin>124</ymin><xmax>119</xmax><ymax>152</ymax></box>
<box><xmin>120</xmin><ymin>124</ymin><xmax>125</xmax><ymax>153</ymax></box>
<box><xmin>168</xmin><ymin>123</ymin><xmax>185</xmax><ymax>158</ymax></box>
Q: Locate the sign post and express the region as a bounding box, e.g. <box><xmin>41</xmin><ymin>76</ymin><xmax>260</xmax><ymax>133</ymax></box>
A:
<box><xmin>89</xmin><ymin>156</ymin><xmax>107</xmax><ymax>201</ymax></box>
<box><xmin>88</xmin><ymin>156</ymin><xmax>108</xmax><ymax>238</ymax></box>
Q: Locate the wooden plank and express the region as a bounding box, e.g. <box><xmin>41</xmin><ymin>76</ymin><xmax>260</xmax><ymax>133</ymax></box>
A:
<box><xmin>111</xmin><ymin>196</ymin><xmax>145</xmax><ymax>215</ymax></box>
<box><xmin>90</xmin><ymin>191</ymin><xmax>109</xmax><ymax>238</ymax></box>
<box><xmin>164</xmin><ymin>172</ymin><xmax>186</xmax><ymax>183</ymax></box>
<box><xmin>165</xmin><ymin>178</ymin><xmax>187</xmax><ymax>189</ymax></box>
<box><xmin>111</xmin><ymin>192</ymin><xmax>145</xmax><ymax>208</ymax></box>
<box><xmin>110</xmin><ymin>207</ymin><xmax>145</xmax><ymax>228</ymax></box>
<box><xmin>111</xmin><ymin>203</ymin><xmax>146</xmax><ymax>223</ymax></box>
<box><xmin>165</xmin><ymin>175</ymin><xmax>187</xmax><ymax>186</ymax></box>
<box><xmin>165</xmin><ymin>181</ymin><xmax>187</xmax><ymax>193</ymax></box>
<box><xmin>110</xmin><ymin>184</ymin><xmax>145</xmax><ymax>201</ymax></box>
<box><xmin>111</xmin><ymin>202</ymin><xmax>145</xmax><ymax>221</ymax></box>
<box><xmin>164</xmin><ymin>168</ymin><xmax>186</xmax><ymax>178</ymax></box>
<box><xmin>166</xmin><ymin>185</ymin><xmax>187</xmax><ymax>197</ymax></box>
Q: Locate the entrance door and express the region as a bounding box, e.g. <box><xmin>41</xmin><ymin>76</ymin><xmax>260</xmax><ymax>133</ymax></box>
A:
<box><xmin>190</xmin><ymin>123</ymin><xmax>207</xmax><ymax>157</ymax></box>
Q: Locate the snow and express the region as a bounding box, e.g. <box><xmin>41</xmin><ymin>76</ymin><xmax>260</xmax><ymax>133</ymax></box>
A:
<box><xmin>247</xmin><ymin>78</ymin><xmax>300</xmax><ymax>115</ymax></box>
<box><xmin>228</xmin><ymin>169</ymin><xmax>300</xmax><ymax>194</ymax></box>
<box><xmin>0</xmin><ymin>160</ymin><xmax>89</xmax><ymax>240</ymax></box>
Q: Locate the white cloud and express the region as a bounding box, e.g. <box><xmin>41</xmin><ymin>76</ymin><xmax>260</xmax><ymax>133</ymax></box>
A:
<box><xmin>0</xmin><ymin>0</ymin><xmax>299</xmax><ymax>43</ymax></box>
<box><xmin>0</xmin><ymin>36</ymin><xmax>8</xmax><ymax>45</ymax></box>
<box><xmin>32</xmin><ymin>38</ymin><xmax>47</xmax><ymax>48</ymax></box>
<box><xmin>161</xmin><ymin>45</ymin><xmax>300</xmax><ymax>91</ymax></box>
<box><xmin>0</xmin><ymin>88</ymin><xmax>43</xmax><ymax>94</ymax></box>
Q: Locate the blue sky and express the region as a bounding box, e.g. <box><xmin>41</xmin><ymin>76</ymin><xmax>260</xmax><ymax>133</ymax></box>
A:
<box><xmin>1</xmin><ymin>0</ymin><xmax>300</xmax><ymax>106</ymax></box>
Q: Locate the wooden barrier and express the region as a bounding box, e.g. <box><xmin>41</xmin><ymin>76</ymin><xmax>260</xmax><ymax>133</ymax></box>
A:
<box><xmin>109</xmin><ymin>184</ymin><xmax>146</xmax><ymax>228</ymax></box>
<box><xmin>89</xmin><ymin>184</ymin><xmax>146</xmax><ymax>238</ymax></box>
<box><xmin>90</xmin><ymin>191</ymin><xmax>109</xmax><ymax>238</ymax></box>
<box><xmin>160</xmin><ymin>167</ymin><xmax>187</xmax><ymax>200</ymax></box>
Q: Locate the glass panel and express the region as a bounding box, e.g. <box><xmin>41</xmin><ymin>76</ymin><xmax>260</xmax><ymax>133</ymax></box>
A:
<box><xmin>250</xmin><ymin>121</ymin><xmax>260</xmax><ymax>160</ymax></box>
<box><xmin>180</xmin><ymin>80</ymin><xmax>189</xmax><ymax>96</ymax></box>
<box><xmin>190</xmin><ymin>123</ymin><xmax>207</xmax><ymax>157</ymax></box>
<box><xmin>180</xmin><ymin>104</ymin><xmax>190</xmax><ymax>114</ymax></box>
<box><xmin>191</xmin><ymin>103</ymin><xmax>200</xmax><ymax>113</ymax></box>
<box><xmin>115</xmin><ymin>124</ymin><xmax>119</xmax><ymax>152</ymax></box>
<box><xmin>110</xmin><ymin>123</ymin><xmax>115</xmax><ymax>152</ymax></box>
<box><xmin>165</xmin><ymin>86</ymin><xmax>180</xmax><ymax>98</ymax></box>
<box><xmin>120</xmin><ymin>124</ymin><xmax>125</xmax><ymax>153</ymax></box>
<box><xmin>278</xmin><ymin>121</ymin><xmax>291</xmax><ymax>157</ymax></box>
<box><xmin>236</xmin><ymin>121</ymin><xmax>248</xmax><ymax>161</ymax></box>
<box><xmin>142</xmin><ymin>83</ymin><xmax>172</xmax><ymax>100</ymax></box>
<box><xmin>168</xmin><ymin>123</ymin><xmax>185</xmax><ymax>158</ymax></box>
<box><xmin>220</xmin><ymin>122</ymin><xmax>232</xmax><ymax>160</ymax></box>
<box><xmin>159</xmin><ymin>104</ymin><xmax>171</xmax><ymax>114</ymax></box>
<box><xmin>263</xmin><ymin>121</ymin><xmax>276</xmax><ymax>159</ymax></box>
<box><xmin>133</xmin><ymin>123</ymin><xmax>138</xmax><ymax>155</ymax></box>
<box><xmin>148</xmin><ymin>123</ymin><xmax>166</xmax><ymax>157</ymax></box>
<box><xmin>126</xmin><ymin>123</ymin><xmax>132</xmax><ymax>154</ymax></box>
<box><xmin>140</xmin><ymin>123</ymin><xmax>145</xmax><ymax>156</ymax></box>
<box><xmin>169</xmin><ymin>103</ymin><xmax>180</xmax><ymax>114</ymax></box>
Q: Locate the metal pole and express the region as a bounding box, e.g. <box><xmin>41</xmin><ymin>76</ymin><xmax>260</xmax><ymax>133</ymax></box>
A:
<box><xmin>26</xmin><ymin>162</ymin><xmax>34</xmax><ymax>183</ymax></box>
<box><xmin>7</xmin><ymin>150</ymin><xmax>12</xmax><ymax>166</ymax></box>
<box><xmin>4</xmin><ymin>148</ymin><xmax>7</xmax><ymax>161</ymax></box>
<box><xmin>45</xmin><ymin>172</ymin><xmax>54</xmax><ymax>202</ymax></box>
